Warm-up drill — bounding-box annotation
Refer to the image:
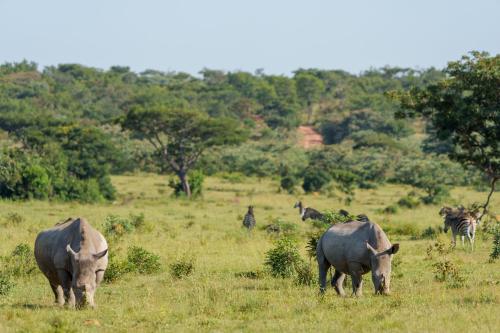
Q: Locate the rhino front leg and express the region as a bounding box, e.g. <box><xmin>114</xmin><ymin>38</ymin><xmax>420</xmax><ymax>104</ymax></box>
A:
<box><xmin>331</xmin><ymin>270</ymin><xmax>346</xmax><ymax>297</ymax></box>
<box><xmin>57</xmin><ymin>269</ymin><xmax>75</xmax><ymax>308</ymax></box>
<box><xmin>348</xmin><ymin>263</ymin><xmax>364</xmax><ymax>297</ymax></box>
<box><xmin>50</xmin><ymin>283</ymin><xmax>65</xmax><ymax>306</ymax></box>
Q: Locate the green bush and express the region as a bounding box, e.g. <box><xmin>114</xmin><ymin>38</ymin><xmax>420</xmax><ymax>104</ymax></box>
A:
<box><xmin>295</xmin><ymin>261</ymin><xmax>316</xmax><ymax>286</ymax></box>
<box><xmin>169</xmin><ymin>258</ymin><xmax>195</xmax><ymax>279</ymax></box>
<box><xmin>302</xmin><ymin>168</ymin><xmax>331</xmax><ymax>193</ymax></box>
<box><xmin>397</xmin><ymin>192</ymin><xmax>420</xmax><ymax>209</ymax></box>
<box><xmin>126</xmin><ymin>246</ymin><xmax>161</xmax><ymax>274</ymax></box>
<box><xmin>264</xmin><ymin>237</ymin><xmax>303</xmax><ymax>278</ymax></box>
<box><xmin>489</xmin><ymin>228</ymin><xmax>500</xmax><ymax>262</ymax></box>
<box><xmin>263</xmin><ymin>218</ymin><xmax>298</xmax><ymax>237</ymax></box>
<box><xmin>2</xmin><ymin>243</ymin><xmax>37</xmax><ymax>277</ymax></box>
<box><xmin>421</xmin><ymin>226</ymin><xmax>439</xmax><ymax>239</ymax></box>
<box><xmin>3</xmin><ymin>212</ymin><xmax>25</xmax><ymax>225</ymax></box>
<box><xmin>168</xmin><ymin>170</ymin><xmax>204</xmax><ymax>198</ymax></box>
<box><xmin>0</xmin><ymin>274</ymin><xmax>15</xmax><ymax>296</ymax></box>
<box><xmin>103</xmin><ymin>215</ymin><xmax>134</xmax><ymax>236</ymax></box>
<box><xmin>433</xmin><ymin>259</ymin><xmax>466</xmax><ymax>289</ymax></box>
<box><xmin>383</xmin><ymin>204</ymin><xmax>399</xmax><ymax>214</ymax></box>
<box><xmin>103</xmin><ymin>257</ymin><xmax>129</xmax><ymax>283</ymax></box>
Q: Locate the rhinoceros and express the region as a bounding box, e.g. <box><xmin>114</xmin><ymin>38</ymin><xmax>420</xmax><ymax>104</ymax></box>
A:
<box><xmin>316</xmin><ymin>220</ymin><xmax>399</xmax><ymax>296</ymax></box>
<box><xmin>34</xmin><ymin>217</ymin><xmax>108</xmax><ymax>308</ymax></box>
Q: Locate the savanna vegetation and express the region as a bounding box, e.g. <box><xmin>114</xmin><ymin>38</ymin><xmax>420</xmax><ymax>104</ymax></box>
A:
<box><xmin>0</xmin><ymin>52</ymin><xmax>499</xmax><ymax>332</ymax></box>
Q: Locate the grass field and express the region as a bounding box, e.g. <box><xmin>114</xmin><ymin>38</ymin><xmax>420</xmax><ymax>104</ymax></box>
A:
<box><xmin>1</xmin><ymin>174</ymin><xmax>499</xmax><ymax>332</ymax></box>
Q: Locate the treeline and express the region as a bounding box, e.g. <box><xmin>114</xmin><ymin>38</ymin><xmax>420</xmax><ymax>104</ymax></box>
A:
<box><xmin>0</xmin><ymin>60</ymin><xmax>482</xmax><ymax>202</ymax></box>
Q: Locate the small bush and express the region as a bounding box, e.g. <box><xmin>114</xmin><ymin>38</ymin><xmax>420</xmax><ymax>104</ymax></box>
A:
<box><xmin>306</xmin><ymin>231</ymin><xmax>323</xmax><ymax>259</ymax></box>
<box><xmin>295</xmin><ymin>261</ymin><xmax>316</xmax><ymax>286</ymax></box>
<box><xmin>263</xmin><ymin>218</ymin><xmax>297</xmax><ymax>237</ymax></box>
<box><xmin>433</xmin><ymin>259</ymin><xmax>466</xmax><ymax>288</ymax></box>
<box><xmin>169</xmin><ymin>258</ymin><xmax>195</xmax><ymax>279</ymax></box>
<box><xmin>489</xmin><ymin>228</ymin><xmax>500</xmax><ymax>262</ymax></box>
<box><xmin>235</xmin><ymin>270</ymin><xmax>266</xmax><ymax>279</ymax></box>
<box><xmin>0</xmin><ymin>273</ymin><xmax>15</xmax><ymax>296</ymax></box>
<box><xmin>321</xmin><ymin>210</ymin><xmax>356</xmax><ymax>225</ymax></box>
<box><xmin>168</xmin><ymin>170</ymin><xmax>204</xmax><ymax>198</ymax></box>
<box><xmin>397</xmin><ymin>192</ymin><xmax>420</xmax><ymax>209</ymax></box>
<box><xmin>2</xmin><ymin>243</ymin><xmax>37</xmax><ymax>277</ymax></box>
<box><xmin>264</xmin><ymin>237</ymin><xmax>302</xmax><ymax>278</ymax></box>
<box><xmin>421</xmin><ymin>226</ymin><xmax>439</xmax><ymax>239</ymax></box>
<box><xmin>129</xmin><ymin>213</ymin><xmax>145</xmax><ymax>229</ymax></box>
<box><xmin>103</xmin><ymin>258</ymin><xmax>129</xmax><ymax>283</ymax></box>
<box><xmin>383</xmin><ymin>204</ymin><xmax>399</xmax><ymax>214</ymax></box>
<box><xmin>4</xmin><ymin>212</ymin><xmax>25</xmax><ymax>225</ymax></box>
<box><xmin>126</xmin><ymin>246</ymin><xmax>161</xmax><ymax>274</ymax></box>
<box><xmin>103</xmin><ymin>215</ymin><xmax>134</xmax><ymax>236</ymax></box>
<box><xmin>385</xmin><ymin>223</ymin><xmax>419</xmax><ymax>237</ymax></box>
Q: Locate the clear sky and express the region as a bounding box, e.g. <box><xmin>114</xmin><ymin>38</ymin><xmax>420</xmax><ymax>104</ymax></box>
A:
<box><xmin>1</xmin><ymin>0</ymin><xmax>499</xmax><ymax>75</ymax></box>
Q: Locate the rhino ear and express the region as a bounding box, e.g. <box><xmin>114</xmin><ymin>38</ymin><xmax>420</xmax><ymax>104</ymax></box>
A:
<box><xmin>366</xmin><ymin>242</ymin><xmax>378</xmax><ymax>256</ymax></box>
<box><xmin>93</xmin><ymin>249</ymin><xmax>108</xmax><ymax>260</ymax></box>
<box><xmin>390</xmin><ymin>243</ymin><xmax>400</xmax><ymax>255</ymax></box>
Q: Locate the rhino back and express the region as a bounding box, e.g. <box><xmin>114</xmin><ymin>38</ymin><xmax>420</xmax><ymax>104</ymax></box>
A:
<box><xmin>320</xmin><ymin>221</ymin><xmax>391</xmax><ymax>273</ymax></box>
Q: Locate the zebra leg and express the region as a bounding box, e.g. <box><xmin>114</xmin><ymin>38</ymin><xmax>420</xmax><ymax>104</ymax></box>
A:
<box><xmin>461</xmin><ymin>235</ymin><xmax>465</xmax><ymax>247</ymax></box>
<box><xmin>451</xmin><ymin>232</ymin><xmax>457</xmax><ymax>248</ymax></box>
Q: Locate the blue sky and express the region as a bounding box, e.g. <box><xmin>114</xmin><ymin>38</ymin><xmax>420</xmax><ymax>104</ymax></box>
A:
<box><xmin>1</xmin><ymin>0</ymin><xmax>499</xmax><ymax>75</ymax></box>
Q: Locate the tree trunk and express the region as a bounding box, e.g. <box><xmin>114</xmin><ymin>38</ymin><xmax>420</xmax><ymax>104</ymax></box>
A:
<box><xmin>178</xmin><ymin>171</ymin><xmax>191</xmax><ymax>198</ymax></box>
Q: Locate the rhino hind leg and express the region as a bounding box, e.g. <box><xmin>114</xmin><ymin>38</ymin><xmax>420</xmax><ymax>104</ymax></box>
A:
<box><xmin>331</xmin><ymin>270</ymin><xmax>346</xmax><ymax>297</ymax></box>
<box><xmin>317</xmin><ymin>256</ymin><xmax>331</xmax><ymax>294</ymax></box>
<box><xmin>348</xmin><ymin>263</ymin><xmax>364</xmax><ymax>297</ymax></box>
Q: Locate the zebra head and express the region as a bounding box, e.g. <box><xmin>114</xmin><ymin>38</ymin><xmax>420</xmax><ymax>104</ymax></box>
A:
<box><xmin>247</xmin><ymin>205</ymin><xmax>254</xmax><ymax>215</ymax></box>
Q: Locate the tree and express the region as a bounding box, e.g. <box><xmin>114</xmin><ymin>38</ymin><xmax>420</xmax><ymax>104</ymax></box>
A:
<box><xmin>121</xmin><ymin>107</ymin><xmax>247</xmax><ymax>197</ymax></box>
<box><xmin>389</xmin><ymin>52</ymin><xmax>500</xmax><ymax>216</ymax></box>
<box><xmin>295</xmin><ymin>73</ymin><xmax>324</xmax><ymax>124</ymax></box>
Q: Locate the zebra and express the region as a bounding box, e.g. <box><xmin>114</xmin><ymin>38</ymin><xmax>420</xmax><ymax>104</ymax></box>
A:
<box><xmin>242</xmin><ymin>205</ymin><xmax>256</xmax><ymax>230</ymax></box>
<box><xmin>293</xmin><ymin>201</ymin><xmax>324</xmax><ymax>221</ymax></box>
<box><xmin>440</xmin><ymin>206</ymin><xmax>480</xmax><ymax>251</ymax></box>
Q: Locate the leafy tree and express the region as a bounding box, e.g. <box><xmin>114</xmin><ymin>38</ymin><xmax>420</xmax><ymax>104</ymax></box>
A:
<box><xmin>294</xmin><ymin>72</ymin><xmax>324</xmax><ymax>124</ymax></box>
<box><xmin>121</xmin><ymin>107</ymin><xmax>247</xmax><ymax>197</ymax></box>
<box><xmin>390</xmin><ymin>52</ymin><xmax>500</xmax><ymax>215</ymax></box>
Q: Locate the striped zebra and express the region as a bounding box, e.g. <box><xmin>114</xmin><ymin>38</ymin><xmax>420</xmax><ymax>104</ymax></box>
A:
<box><xmin>242</xmin><ymin>206</ymin><xmax>256</xmax><ymax>230</ymax></box>
<box><xmin>293</xmin><ymin>201</ymin><xmax>324</xmax><ymax>221</ymax></box>
<box><xmin>440</xmin><ymin>206</ymin><xmax>481</xmax><ymax>251</ymax></box>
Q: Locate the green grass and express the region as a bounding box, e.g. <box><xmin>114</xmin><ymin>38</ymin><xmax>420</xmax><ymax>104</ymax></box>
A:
<box><xmin>0</xmin><ymin>174</ymin><xmax>499</xmax><ymax>332</ymax></box>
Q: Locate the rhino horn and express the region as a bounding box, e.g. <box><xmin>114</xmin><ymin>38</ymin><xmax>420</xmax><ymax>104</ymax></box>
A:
<box><xmin>66</xmin><ymin>244</ymin><xmax>78</xmax><ymax>257</ymax></box>
<box><xmin>366</xmin><ymin>242</ymin><xmax>378</xmax><ymax>256</ymax></box>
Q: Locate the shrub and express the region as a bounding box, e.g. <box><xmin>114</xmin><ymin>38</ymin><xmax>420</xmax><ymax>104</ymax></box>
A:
<box><xmin>263</xmin><ymin>218</ymin><xmax>298</xmax><ymax>237</ymax></box>
<box><xmin>169</xmin><ymin>170</ymin><xmax>204</xmax><ymax>198</ymax></box>
<box><xmin>2</xmin><ymin>243</ymin><xmax>37</xmax><ymax>277</ymax></box>
<box><xmin>383</xmin><ymin>204</ymin><xmax>399</xmax><ymax>214</ymax></box>
<box><xmin>169</xmin><ymin>258</ymin><xmax>195</xmax><ymax>279</ymax></box>
<box><xmin>129</xmin><ymin>213</ymin><xmax>145</xmax><ymax>229</ymax></box>
<box><xmin>433</xmin><ymin>259</ymin><xmax>466</xmax><ymax>288</ymax></box>
<box><xmin>397</xmin><ymin>191</ymin><xmax>420</xmax><ymax>209</ymax></box>
<box><xmin>235</xmin><ymin>270</ymin><xmax>266</xmax><ymax>279</ymax></box>
<box><xmin>489</xmin><ymin>228</ymin><xmax>500</xmax><ymax>262</ymax></box>
<box><xmin>421</xmin><ymin>226</ymin><xmax>439</xmax><ymax>239</ymax></box>
<box><xmin>103</xmin><ymin>257</ymin><xmax>129</xmax><ymax>283</ymax></box>
<box><xmin>264</xmin><ymin>237</ymin><xmax>302</xmax><ymax>278</ymax></box>
<box><xmin>103</xmin><ymin>215</ymin><xmax>134</xmax><ymax>236</ymax></box>
<box><xmin>126</xmin><ymin>246</ymin><xmax>161</xmax><ymax>274</ymax></box>
<box><xmin>321</xmin><ymin>210</ymin><xmax>356</xmax><ymax>225</ymax></box>
<box><xmin>295</xmin><ymin>261</ymin><xmax>316</xmax><ymax>286</ymax></box>
<box><xmin>3</xmin><ymin>212</ymin><xmax>24</xmax><ymax>225</ymax></box>
<box><xmin>0</xmin><ymin>274</ymin><xmax>15</xmax><ymax>296</ymax></box>
<box><xmin>302</xmin><ymin>168</ymin><xmax>331</xmax><ymax>193</ymax></box>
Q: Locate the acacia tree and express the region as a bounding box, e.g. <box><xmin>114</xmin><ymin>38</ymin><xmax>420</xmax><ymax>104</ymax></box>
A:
<box><xmin>122</xmin><ymin>107</ymin><xmax>247</xmax><ymax>197</ymax></box>
<box><xmin>389</xmin><ymin>51</ymin><xmax>499</xmax><ymax>216</ymax></box>
<box><xmin>295</xmin><ymin>72</ymin><xmax>324</xmax><ymax>124</ymax></box>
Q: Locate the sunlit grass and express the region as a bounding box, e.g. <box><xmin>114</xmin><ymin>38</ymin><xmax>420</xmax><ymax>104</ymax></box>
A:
<box><xmin>0</xmin><ymin>174</ymin><xmax>499</xmax><ymax>332</ymax></box>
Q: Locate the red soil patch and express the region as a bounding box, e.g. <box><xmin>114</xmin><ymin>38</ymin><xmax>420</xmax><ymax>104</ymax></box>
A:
<box><xmin>298</xmin><ymin>126</ymin><xmax>323</xmax><ymax>149</ymax></box>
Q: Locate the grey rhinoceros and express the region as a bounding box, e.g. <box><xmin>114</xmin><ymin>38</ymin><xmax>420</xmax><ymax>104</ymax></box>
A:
<box><xmin>316</xmin><ymin>220</ymin><xmax>399</xmax><ymax>296</ymax></box>
<box><xmin>34</xmin><ymin>217</ymin><xmax>108</xmax><ymax>308</ymax></box>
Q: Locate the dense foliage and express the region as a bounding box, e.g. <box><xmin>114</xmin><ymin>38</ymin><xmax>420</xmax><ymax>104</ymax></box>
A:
<box><xmin>0</xmin><ymin>58</ymin><xmax>488</xmax><ymax>201</ymax></box>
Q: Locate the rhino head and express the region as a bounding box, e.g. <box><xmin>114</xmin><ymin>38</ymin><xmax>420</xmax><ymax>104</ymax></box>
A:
<box><xmin>67</xmin><ymin>244</ymin><xmax>107</xmax><ymax>308</ymax></box>
<box><xmin>366</xmin><ymin>242</ymin><xmax>399</xmax><ymax>295</ymax></box>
